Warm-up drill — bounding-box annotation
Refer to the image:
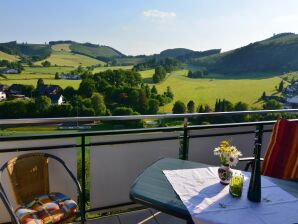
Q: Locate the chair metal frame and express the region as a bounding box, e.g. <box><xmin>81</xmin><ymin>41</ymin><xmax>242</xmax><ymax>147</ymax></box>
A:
<box><xmin>0</xmin><ymin>153</ymin><xmax>85</xmax><ymax>224</ymax></box>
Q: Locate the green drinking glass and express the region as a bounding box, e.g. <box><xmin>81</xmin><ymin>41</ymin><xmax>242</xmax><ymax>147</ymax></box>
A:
<box><xmin>229</xmin><ymin>173</ymin><xmax>243</xmax><ymax>197</ymax></box>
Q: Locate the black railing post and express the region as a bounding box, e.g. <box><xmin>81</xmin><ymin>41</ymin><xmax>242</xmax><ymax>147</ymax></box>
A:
<box><xmin>81</xmin><ymin>135</ymin><xmax>86</xmax><ymax>222</ymax></box>
<box><xmin>182</xmin><ymin>117</ymin><xmax>189</xmax><ymax>160</ymax></box>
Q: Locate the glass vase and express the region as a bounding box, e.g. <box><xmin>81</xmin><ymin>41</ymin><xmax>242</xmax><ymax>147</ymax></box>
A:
<box><xmin>218</xmin><ymin>164</ymin><xmax>232</xmax><ymax>185</ymax></box>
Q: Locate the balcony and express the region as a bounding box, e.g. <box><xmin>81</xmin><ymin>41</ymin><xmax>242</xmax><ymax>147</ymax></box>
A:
<box><xmin>0</xmin><ymin>109</ymin><xmax>297</xmax><ymax>223</ymax></box>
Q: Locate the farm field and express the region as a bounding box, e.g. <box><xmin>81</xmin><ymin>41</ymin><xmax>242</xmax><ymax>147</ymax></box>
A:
<box><xmin>24</xmin><ymin>66</ymin><xmax>74</xmax><ymax>74</ymax></box>
<box><xmin>35</xmin><ymin>44</ymin><xmax>105</xmax><ymax>67</ymax></box>
<box><xmin>140</xmin><ymin>69</ymin><xmax>285</xmax><ymax>112</ymax></box>
<box><xmin>92</xmin><ymin>65</ymin><xmax>133</xmax><ymax>73</ymax></box>
<box><xmin>0</xmin><ymin>72</ymin><xmax>80</xmax><ymax>89</ymax></box>
<box><xmin>0</xmin><ymin>51</ymin><xmax>19</xmax><ymax>61</ymax></box>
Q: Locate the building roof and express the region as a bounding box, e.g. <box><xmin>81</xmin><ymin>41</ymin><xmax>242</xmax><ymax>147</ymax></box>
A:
<box><xmin>287</xmin><ymin>95</ymin><xmax>298</xmax><ymax>104</ymax></box>
<box><xmin>8</xmin><ymin>84</ymin><xmax>25</xmax><ymax>94</ymax></box>
<box><xmin>37</xmin><ymin>84</ymin><xmax>62</xmax><ymax>96</ymax></box>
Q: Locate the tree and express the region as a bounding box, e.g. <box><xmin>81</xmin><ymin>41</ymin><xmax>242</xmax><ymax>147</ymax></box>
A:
<box><xmin>164</xmin><ymin>86</ymin><xmax>174</xmax><ymax>99</ymax></box>
<box><xmin>262</xmin><ymin>91</ymin><xmax>267</xmax><ymax>99</ymax></box>
<box><xmin>172</xmin><ymin>100</ymin><xmax>186</xmax><ymax>114</ymax></box>
<box><xmin>78</xmin><ymin>78</ymin><xmax>96</xmax><ymax>98</ymax></box>
<box><xmin>148</xmin><ymin>99</ymin><xmax>159</xmax><ymax>114</ymax></box>
<box><xmin>278</xmin><ymin>80</ymin><xmax>284</xmax><ymax>92</ymax></box>
<box><xmin>35</xmin><ymin>96</ymin><xmax>51</xmax><ymax>114</ymax></box>
<box><xmin>37</xmin><ymin>78</ymin><xmax>44</xmax><ymax>87</ymax></box>
<box><xmin>91</xmin><ymin>92</ymin><xmax>106</xmax><ymax>115</ymax></box>
<box><xmin>151</xmin><ymin>85</ymin><xmax>158</xmax><ymax>94</ymax></box>
<box><xmin>41</xmin><ymin>60</ymin><xmax>51</xmax><ymax>67</ymax></box>
<box><xmin>138</xmin><ymin>90</ymin><xmax>149</xmax><ymax>114</ymax></box>
<box><xmin>55</xmin><ymin>72</ymin><xmax>60</xmax><ymax>80</ymax></box>
<box><xmin>234</xmin><ymin>101</ymin><xmax>248</xmax><ymax>111</ymax></box>
<box><xmin>152</xmin><ymin>66</ymin><xmax>166</xmax><ymax>83</ymax></box>
<box><xmin>144</xmin><ymin>84</ymin><xmax>151</xmax><ymax>98</ymax></box>
<box><xmin>263</xmin><ymin>99</ymin><xmax>282</xmax><ymax>110</ymax></box>
<box><xmin>63</xmin><ymin>86</ymin><xmax>76</xmax><ymax>102</ymax></box>
<box><xmin>187</xmin><ymin>100</ymin><xmax>195</xmax><ymax>113</ymax></box>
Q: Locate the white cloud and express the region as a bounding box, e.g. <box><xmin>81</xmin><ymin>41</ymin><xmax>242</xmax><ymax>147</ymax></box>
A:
<box><xmin>143</xmin><ymin>9</ymin><xmax>176</xmax><ymax>20</ymax></box>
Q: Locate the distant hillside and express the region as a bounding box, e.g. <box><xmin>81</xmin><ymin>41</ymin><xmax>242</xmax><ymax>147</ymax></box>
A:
<box><xmin>35</xmin><ymin>44</ymin><xmax>105</xmax><ymax>67</ymax></box>
<box><xmin>0</xmin><ymin>41</ymin><xmax>51</xmax><ymax>61</ymax></box>
<box><xmin>194</xmin><ymin>33</ymin><xmax>298</xmax><ymax>74</ymax></box>
<box><xmin>69</xmin><ymin>42</ymin><xmax>125</xmax><ymax>62</ymax></box>
<box><xmin>158</xmin><ymin>48</ymin><xmax>194</xmax><ymax>59</ymax></box>
<box><xmin>0</xmin><ymin>51</ymin><xmax>19</xmax><ymax>61</ymax></box>
<box><xmin>157</xmin><ymin>48</ymin><xmax>220</xmax><ymax>61</ymax></box>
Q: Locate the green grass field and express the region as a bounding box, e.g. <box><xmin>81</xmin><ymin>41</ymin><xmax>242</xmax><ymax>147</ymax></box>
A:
<box><xmin>0</xmin><ymin>71</ymin><xmax>80</xmax><ymax>89</ymax></box>
<box><xmin>34</xmin><ymin>44</ymin><xmax>105</xmax><ymax>67</ymax></box>
<box><xmin>140</xmin><ymin>69</ymin><xmax>285</xmax><ymax>112</ymax></box>
<box><xmin>24</xmin><ymin>66</ymin><xmax>74</xmax><ymax>74</ymax></box>
<box><xmin>92</xmin><ymin>65</ymin><xmax>133</xmax><ymax>73</ymax></box>
<box><xmin>0</xmin><ymin>51</ymin><xmax>19</xmax><ymax>61</ymax></box>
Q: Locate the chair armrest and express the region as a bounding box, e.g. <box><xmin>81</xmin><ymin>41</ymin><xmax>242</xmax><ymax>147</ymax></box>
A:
<box><xmin>239</xmin><ymin>157</ymin><xmax>264</xmax><ymax>171</ymax></box>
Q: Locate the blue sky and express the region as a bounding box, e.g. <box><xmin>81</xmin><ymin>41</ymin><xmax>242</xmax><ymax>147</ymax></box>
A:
<box><xmin>1</xmin><ymin>0</ymin><xmax>298</xmax><ymax>55</ymax></box>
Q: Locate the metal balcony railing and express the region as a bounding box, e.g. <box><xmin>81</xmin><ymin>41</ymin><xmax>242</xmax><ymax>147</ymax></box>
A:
<box><xmin>0</xmin><ymin>109</ymin><xmax>297</xmax><ymax>222</ymax></box>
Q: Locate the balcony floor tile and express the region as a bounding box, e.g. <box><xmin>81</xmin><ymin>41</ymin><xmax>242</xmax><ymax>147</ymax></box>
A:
<box><xmin>149</xmin><ymin>209</ymin><xmax>187</xmax><ymax>224</ymax></box>
<box><xmin>118</xmin><ymin>209</ymin><xmax>157</xmax><ymax>224</ymax></box>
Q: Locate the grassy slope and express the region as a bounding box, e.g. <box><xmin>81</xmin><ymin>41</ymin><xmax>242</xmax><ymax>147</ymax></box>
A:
<box><xmin>92</xmin><ymin>65</ymin><xmax>133</xmax><ymax>73</ymax></box>
<box><xmin>70</xmin><ymin>43</ymin><xmax>123</xmax><ymax>58</ymax></box>
<box><xmin>35</xmin><ymin>44</ymin><xmax>105</xmax><ymax>67</ymax></box>
<box><xmin>194</xmin><ymin>33</ymin><xmax>298</xmax><ymax>74</ymax></box>
<box><xmin>0</xmin><ymin>77</ymin><xmax>80</xmax><ymax>89</ymax></box>
<box><xmin>24</xmin><ymin>66</ymin><xmax>74</xmax><ymax>74</ymax></box>
<box><xmin>0</xmin><ymin>51</ymin><xmax>19</xmax><ymax>61</ymax></box>
<box><xmin>140</xmin><ymin>69</ymin><xmax>284</xmax><ymax>112</ymax></box>
<box><xmin>0</xmin><ymin>65</ymin><xmax>135</xmax><ymax>89</ymax></box>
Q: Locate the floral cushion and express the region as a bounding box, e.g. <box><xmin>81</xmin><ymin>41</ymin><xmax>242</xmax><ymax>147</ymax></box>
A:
<box><xmin>15</xmin><ymin>192</ymin><xmax>77</xmax><ymax>224</ymax></box>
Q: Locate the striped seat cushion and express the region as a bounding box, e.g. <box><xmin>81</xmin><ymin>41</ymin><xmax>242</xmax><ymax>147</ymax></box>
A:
<box><xmin>262</xmin><ymin>119</ymin><xmax>298</xmax><ymax>179</ymax></box>
<box><xmin>16</xmin><ymin>192</ymin><xmax>77</xmax><ymax>224</ymax></box>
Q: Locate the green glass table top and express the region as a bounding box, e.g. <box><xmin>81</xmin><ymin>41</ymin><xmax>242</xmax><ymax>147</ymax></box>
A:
<box><xmin>129</xmin><ymin>158</ymin><xmax>298</xmax><ymax>222</ymax></box>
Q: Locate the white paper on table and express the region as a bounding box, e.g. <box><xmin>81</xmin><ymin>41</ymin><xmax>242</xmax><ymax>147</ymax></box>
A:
<box><xmin>163</xmin><ymin>167</ymin><xmax>298</xmax><ymax>224</ymax></box>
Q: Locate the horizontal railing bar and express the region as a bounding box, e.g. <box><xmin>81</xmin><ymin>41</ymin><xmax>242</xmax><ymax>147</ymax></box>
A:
<box><xmin>0</xmin><ymin>109</ymin><xmax>297</xmax><ymax>125</ymax></box>
<box><xmin>0</xmin><ymin>126</ymin><xmax>182</xmax><ymax>141</ymax></box>
<box><xmin>0</xmin><ymin>144</ymin><xmax>78</xmax><ymax>153</ymax></box>
<box><xmin>189</xmin><ymin>130</ymin><xmax>257</xmax><ymax>139</ymax></box>
<box><xmin>1</xmin><ymin>118</ymin><xmax>295</xmax><ymax>142</ymax></box>
<box><xmin>0</xmin><ymin>128</ymin><xmax>274</xmax><ymax>153</ymax></box>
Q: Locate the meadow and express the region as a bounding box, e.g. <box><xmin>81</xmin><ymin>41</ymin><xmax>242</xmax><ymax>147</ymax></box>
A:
<box><xmin>0</xmin><ymin>63</ymin><xmax>287</xmax><ymax>113</ymax></box>
<box><xmin>140</xmin><ymin>69</ymin><xmax>284</xmax><ymax>112</ymax></box>
<box><xmin>34</xmin><ymin>44</ymin><xmax>105</xmax><ymax>67</ymax></box>
<box><xmin>0</xmin><ymin>51</ymin><xmax>19</xmax><ymax>61</ymax></box>
<box><xmin>92</xmin><ymin>65</ymin><xmax>133</xmax><ymax>73</ymax></box>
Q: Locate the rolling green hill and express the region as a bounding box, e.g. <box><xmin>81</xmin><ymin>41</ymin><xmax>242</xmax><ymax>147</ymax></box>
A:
<box><xmin>69</xmin><ymin>42</ymin><xmax>125</xmax><ymax>61</ymax></box>
<box><xmin>139</xmin><ymin>69</ymin><xmax>285</xmax><ymax>112</ymax></box>
<box><xmin>0</xmin><ymin>41</ymin><xmax>51</xmax><ymax>60</ymax></box>
<box><xmin>35</xmin><ymin>44</ymin><xmax>105</xmax><ymax>67</ymax></box>
<box><xmin>194</xmin><ymin>33</ymin><xmax>298</xmax><ymax>74</ymax></box>
<box><xmin>0</xmin><ymin>51</ymin><xmax>19</xmax><ymax>61</ymax></box>
<box><xmin>157</xmin><ymin>48</ymin><xmax>221</xmax><ymax>61</ymax></box>
<box><xmin>158</xmin><ymin>48</ymin><xmax>194</xmax><ymax>59</ymax></box>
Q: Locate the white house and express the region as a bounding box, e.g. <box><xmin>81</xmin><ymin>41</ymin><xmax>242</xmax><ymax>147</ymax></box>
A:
<box><xmin>49</xmin><ymin>94</ymin><xmax>64</xmax><ymax>105</ymax></box>
<box><xmin>4</xmin><ymin>68</ymin><xmax>19</xmax><ymax>74</ymax></box>
<box><xmin>60</xmin><ymin>74</ymin><xmax>80</xmax><ymax>80</ymax></box>
<box><xmin>0</xmin><ymin>91</ymin><xmax>6</xmax><ymax>101</ymax></box>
